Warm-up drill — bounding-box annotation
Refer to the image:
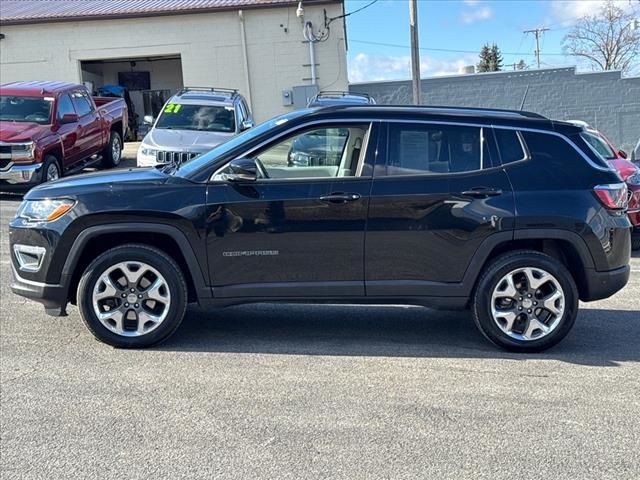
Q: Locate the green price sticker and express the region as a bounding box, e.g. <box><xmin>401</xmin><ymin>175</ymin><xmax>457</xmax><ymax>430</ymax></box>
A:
<box><xmin>164</xmin><ymin>103</ymin><xmax>182</xmax><ymax>114</ymax></box>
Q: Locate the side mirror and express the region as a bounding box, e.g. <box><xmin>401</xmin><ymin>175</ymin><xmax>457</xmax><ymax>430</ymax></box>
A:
<box><xmin>225</xmin><ymin>158</ymin><xmax>257</xmax><ymax>182</ymax></box>
<box><xmin>59</xmin><ymin>113</ymin><xmax>79</xmax><ymax>124</ymax></box>
<box><xmin>618</xmin><ymin>150</ymin><xmax>628</xmax><ymax>159</ymax></box>
<box><xmin>143</xmin><ymin>115</ymin><xmax>155</xmax><ymax>124</ymax></box>
<box><xmin>240</xmin><ymin>119</ymin><xmax>254</xmax><ymax>131</ymax></box>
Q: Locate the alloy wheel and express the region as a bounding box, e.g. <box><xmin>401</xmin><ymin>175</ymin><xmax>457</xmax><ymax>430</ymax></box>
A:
<box><xmin>112</xmin><ymin>136</ymin><xmax>122</xmax><ymax>165</ymax></box>
<box><xmin>92</xmin><ymin>261</ymin><xmax>171</xmax><ymax>337</ymax></box>
<box><xmin>46</xmin><ymin>163</ymin><xmax>60</xmax><ymax>181</ymax></box>
<box><xmin>490</xmin><ymin>267</ymin><xmax>565</xmax><ymax>341</ymax></box>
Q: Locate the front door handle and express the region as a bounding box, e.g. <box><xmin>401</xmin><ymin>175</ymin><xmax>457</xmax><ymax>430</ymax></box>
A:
<box><xmin>319</xmin><ymin>192</ymin><xmax>362</xmax><ymax>204</ymax></box>
<box><xmin>460</xmin><ymin>187</ymin><xmax>503</xmax><ymax>198</ymax></box>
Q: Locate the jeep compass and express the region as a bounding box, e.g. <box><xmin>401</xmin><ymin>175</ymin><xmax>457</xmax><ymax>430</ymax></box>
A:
<box><xmin>10</xmin><ymin>106</ymin><xmax>631</xmax><ymax>351</ymax></box>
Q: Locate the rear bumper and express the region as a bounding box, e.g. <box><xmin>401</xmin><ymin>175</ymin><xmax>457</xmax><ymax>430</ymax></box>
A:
<box><xmin>0</xmin><ymin>163</ymin><xmax>43</xmax><ymax>189</ymax></box>
<box><xmin>10</xmin><ymin>263</ymin><xmax>69</xmax><ymax>316</ymax></box>
<box><xmin>581</xmin><ymin>265</ymin><xmax>630</xmax><ymax>302</ymax></box>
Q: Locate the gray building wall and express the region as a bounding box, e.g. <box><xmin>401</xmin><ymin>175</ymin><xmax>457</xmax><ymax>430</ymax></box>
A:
<box><xmin>350</xmin><ymin>67</ymin><xmax>640</xmax><ymax>153</ymax></box>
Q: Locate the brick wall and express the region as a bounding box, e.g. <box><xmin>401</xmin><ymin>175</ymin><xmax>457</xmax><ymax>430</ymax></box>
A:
<box><xmin>350</xmin><ymin>67</ymin><xmax>640</xmax><ymax>152</ymax></box>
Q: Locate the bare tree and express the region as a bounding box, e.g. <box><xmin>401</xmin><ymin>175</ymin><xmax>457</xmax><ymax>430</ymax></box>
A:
<box><xmin>563</xmin><ymin>1</ymin><xmax>640</xmax><ymax>72</ymax></box>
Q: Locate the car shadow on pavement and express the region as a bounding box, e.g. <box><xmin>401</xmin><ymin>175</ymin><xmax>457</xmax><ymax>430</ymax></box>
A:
<box><xmin>158</xmin><ymin>304</ymin><xmax>640</xmax><ymax>366</ymax></box>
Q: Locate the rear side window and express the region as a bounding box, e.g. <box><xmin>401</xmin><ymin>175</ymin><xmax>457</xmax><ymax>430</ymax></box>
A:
<box><xmin>385</xmin><ymin>123</ymin><xmax>487</xmax><ymax>175</ymax></box>
<box><xmin>521</xmin><ymin>131</ymin><xmax>582</xmax><ymax>164</ymax></box>
<box><xmin>56</xmin><ymin>94</ymin><xmax>76</xmax><ymax>120</ymax></box>
<box><xmin>494</xmin><ymin>129</ymin><xmax>527</xmax><ymax>164</ymax></box>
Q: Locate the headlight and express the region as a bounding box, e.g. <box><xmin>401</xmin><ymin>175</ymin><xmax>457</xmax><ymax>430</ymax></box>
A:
<box><xmin>140</xmin><ymin>147</ymin><xmax>157</xmax><ymax>158</ymax></box>
<box><xmin>17</xmin><ymin>199</ymin><xmax>75</xmax><ymax>222</ymax></box>
<box><xmin>11</xmin><ymin>142</ymin><xmax>35</xmax><ymax>162</ymax></box>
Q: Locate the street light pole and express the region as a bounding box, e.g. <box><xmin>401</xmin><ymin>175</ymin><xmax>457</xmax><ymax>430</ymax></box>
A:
<box><xmin>409</xmin><ymin>0</ymin><xmax>421</xmax><ymax>105</ymax></box>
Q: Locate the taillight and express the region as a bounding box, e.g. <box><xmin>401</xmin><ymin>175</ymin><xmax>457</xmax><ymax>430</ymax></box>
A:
<box><xmin>593</xmin><ymin>183</ymin><xmax>628</xmax><ymax>210</ymax></box>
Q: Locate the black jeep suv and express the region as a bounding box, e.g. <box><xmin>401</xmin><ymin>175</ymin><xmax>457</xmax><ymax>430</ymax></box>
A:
<box><xmin>10</xmin><ymin>106</ymin><xmax>631</xmax><ymax>351</ymax></box>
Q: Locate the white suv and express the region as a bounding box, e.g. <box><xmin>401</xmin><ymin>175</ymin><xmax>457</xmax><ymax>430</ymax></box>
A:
<box><xmin>137</xmin><ymin>87</ymin><xmax>253</xmax><ymax>167</ymax></box>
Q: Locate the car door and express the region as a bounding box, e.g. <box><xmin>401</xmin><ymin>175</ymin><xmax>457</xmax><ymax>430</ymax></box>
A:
<box><xmin>70</xmin><ymin>90</ymin><xmax>103</xmax><ymax>161</ymax></box>
<box><xmin>365</xmin><ymin>121</ymin><xmax>515</xmax><ymax>297</ymax></box>
<box><xmin>54</xmin><ymin>92</ymin><xmax>82</xmax><ymax>166</ymax></box>
<box><xmin>205</xmin><ymin>121</ymin><xmax>379</xmax><ymax>298</ymax></box>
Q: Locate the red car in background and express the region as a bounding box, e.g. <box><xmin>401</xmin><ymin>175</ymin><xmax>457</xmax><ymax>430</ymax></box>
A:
<box><xmin>575</xmin><ymin>123</ymin><xmax>640</xmax><ymax>250</ymax></box>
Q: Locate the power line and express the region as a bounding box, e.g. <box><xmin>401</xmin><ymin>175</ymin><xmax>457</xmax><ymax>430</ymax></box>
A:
<box><xmin>350</xmin><ymin>38</ymin><xmax>569</xmax><ymax>56</ymax></box>
<box><xmin>523</xmin><ymin>27</ymin><xmax>551</xmax><ymax>68</ymax></box>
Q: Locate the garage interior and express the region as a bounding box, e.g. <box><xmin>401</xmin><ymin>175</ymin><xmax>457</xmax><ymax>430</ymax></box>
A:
<box><xmin>80</xmin><ymin>55</ymin><xmax>184</xmax><ymax>135</ymax></box>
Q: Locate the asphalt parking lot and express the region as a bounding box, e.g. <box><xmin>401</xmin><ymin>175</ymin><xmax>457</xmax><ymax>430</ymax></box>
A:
<box><xmin>1</xmin><ymin>146</ymin><xmax>639</xmax><ymax>479</ymax></box>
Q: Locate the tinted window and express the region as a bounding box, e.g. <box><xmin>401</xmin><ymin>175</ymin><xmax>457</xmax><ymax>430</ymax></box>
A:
<box><xmin>580</xmin><ymin>131</ymin><xmax>616</xmax><ymax>160</ymax></box>
<box><xmin>494</xmin><ymin>129</ymin><xmax>526</xmax><ymax>164</ymax></box>
<box><xmin>71</xmin><ymin>91</ymin><xmax>93</xmax><ymax>116</ymax></box>
<box><xmin>386</xmin><ymin>123</ymin><xmax>483</xmax><ymax>175</ymax></box>
<box><xmin>521</xmin><ymin>131</ymin><xmax>580</xmax><ymax>163</ymax></box>
<box><xmin>56</xmin><ymin>94</ymin><xmax>76</xmax><ymax>120</ymax></box>
<box><xmin>155</xmin><ymin>103</ymin><xmax>235</xmax><ymax>133</ymax></box>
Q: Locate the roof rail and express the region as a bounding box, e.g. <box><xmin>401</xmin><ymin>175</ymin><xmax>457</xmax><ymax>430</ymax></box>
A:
<box><xmin>402</xmin><ymin>104</ymin><xmax>548</xmax><ymax>120</ymax></box>
<box><xmin>314</xmin><ymin>90</ymin><xmax>373</xmax><ymax>100</ymax></box>
<box><xmin>177</xmin><ymin>86</ymin><xmax>238</xmax><ymax>96</ymax></box>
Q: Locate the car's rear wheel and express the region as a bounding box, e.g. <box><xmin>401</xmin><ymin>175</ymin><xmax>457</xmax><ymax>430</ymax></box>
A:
<box><xmin>77</xmin><ymin>244</ymin><xmax>187</xmax><ymax>348</ymax></box>
<box><xmin>101</xmin><ymin>131</ymin><xmax>122</xmax><ymax>168</ymax></box>
<box><xmin>472</xmin><ymin>250</ymin><xmax>578</xmax><ymax>352</ymax></box>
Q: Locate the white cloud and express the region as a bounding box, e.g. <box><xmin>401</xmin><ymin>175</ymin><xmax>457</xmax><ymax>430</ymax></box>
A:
<box><xmin>463</xmin><ymin>0</ymin><xmax>481</xmax><ymax>5</ymax></box>
<box><xmin>348</xmin><ymin>53</ymin><xmax>477</xmax><ymax>83</ymax></box>
<box><xmin>461</xmin><ymin>6</ymin><xmax>493</xmax><ymax>24</ymax></box>
<box><xmin>549</xmin><ymin>0</ymin><xmax>636</xmax><ymax>26</ymax></box>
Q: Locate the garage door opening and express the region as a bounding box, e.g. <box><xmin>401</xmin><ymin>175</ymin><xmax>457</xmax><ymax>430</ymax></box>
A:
<box><xmin>80</xmin><ymin>55</ymin><xmax>183</xmax><ymax>139</ymax></box>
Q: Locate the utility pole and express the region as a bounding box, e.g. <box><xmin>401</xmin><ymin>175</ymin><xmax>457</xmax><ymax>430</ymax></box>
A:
<box><xmin>409</xmin><ymin>0</ymin><xmax>421</xmax><ymax>105</ymax></box>
<box><xmin>523</xmin><ymin>27</ymin><xmax>550</xmax><ymax>69</ymax></box>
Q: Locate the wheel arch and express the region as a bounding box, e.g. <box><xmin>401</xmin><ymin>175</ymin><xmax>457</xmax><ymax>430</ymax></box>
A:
<box><xmin>64</xmin><ymin>223</ymin><xmax>210</xmax><ymax>305</ymax></box>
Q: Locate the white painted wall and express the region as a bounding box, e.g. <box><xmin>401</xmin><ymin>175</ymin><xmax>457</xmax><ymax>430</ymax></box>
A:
<box><xmin>0</xmin><ymin>3</ymin><xmax>348</xmax><ymax>122</ymax></box>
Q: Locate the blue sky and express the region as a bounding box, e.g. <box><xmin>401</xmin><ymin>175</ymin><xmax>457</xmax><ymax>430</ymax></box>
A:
<box><xmin>344</xmin><ymin>0</ymin><xmax>640</xmax><ymax>82</ymax></box>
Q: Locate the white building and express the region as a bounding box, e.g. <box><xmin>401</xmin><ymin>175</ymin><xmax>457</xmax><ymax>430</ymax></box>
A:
<box><xmin>0</xmin><ymin>0</ymin><xmax>348</xmax><ymax>123</ymax></box>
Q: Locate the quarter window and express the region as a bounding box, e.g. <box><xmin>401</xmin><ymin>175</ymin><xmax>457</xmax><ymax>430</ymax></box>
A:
<box><xmin>494</xmin><ymin>129</ymin><xmax>527</xmax><ymax>164</ymax></box>
<box><xmin>385</xmin><ymin>123</ymin><xmax>485</xmax><ymax>175</ymax></box>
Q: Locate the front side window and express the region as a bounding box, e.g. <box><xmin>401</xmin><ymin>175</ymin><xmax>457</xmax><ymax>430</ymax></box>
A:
<box><xmin>385</xmin><ymin>123</ymin><xmax>484</xmax><ymax>175</ymax></box>
<box><xmin>56</xmin><ymin>94</ymin><xmax>76</xmax><ymax>120</ymax></box>
<box><xmin>217</xmin><ymin>124</ymin><xmax>369</xmax><ymax>180</ymax></box>
<box><xmin>71</xmin><ymin>91</ymin><xmax>93</xmax><ymax>116</ymax></box>
<box><xmin>0</xmin><ymin>96</ymin><xmax>53</xmax><ymax>124</ymax></box>
<box><xmin>155</xmin><ymin>103</ymin><xmax>236</xmax><ymax>133</ymax></box>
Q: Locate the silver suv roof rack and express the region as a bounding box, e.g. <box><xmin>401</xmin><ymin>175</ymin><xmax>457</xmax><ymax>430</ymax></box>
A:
<box><xmin>177</xmin><ymin>86</ymin><xmax>239</xmax><ymax>97</ymax></box>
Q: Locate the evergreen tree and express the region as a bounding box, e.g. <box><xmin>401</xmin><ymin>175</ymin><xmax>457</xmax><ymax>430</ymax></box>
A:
<box><xmin>477</xmin><ymin>43</ymin><xmax>503</xmax><ymax>72</ymax></box>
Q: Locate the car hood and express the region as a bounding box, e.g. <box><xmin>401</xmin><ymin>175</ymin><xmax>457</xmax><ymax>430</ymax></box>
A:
<box><xmin>144</xmin><ymin>128</ymin><xmax>233</xmax><ymax>152</ymax></box>
<box><xmin>24</xmin><ymin>167</ymin><xmax>187</xmax><ymax>200</ymax></box>
<box><xmin>0</xmin><ymin>121</ymin><xmax>49</xmax><ymax>142</ymax></box>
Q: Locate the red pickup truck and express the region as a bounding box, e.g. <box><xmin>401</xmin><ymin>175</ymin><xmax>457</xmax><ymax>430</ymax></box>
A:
<box><xmin>0</xmin><ymin>81</ymin><xmax>128</xmax><ymax>190</ymax></box>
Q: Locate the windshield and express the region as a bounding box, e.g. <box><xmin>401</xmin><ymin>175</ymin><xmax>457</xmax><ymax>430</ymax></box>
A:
<box><xmin>175</xmin><ymin>110</ymin><xmax>310</xmax><ymax>178</ymax></box>
<box><xmin>581</xmin><ymin>131</ymin><xmax>617</xmax><ymax>160</ymax></box>
<box><xmin>0</xmin><ymin>96</ymin><xmax>53</xmax><ymax>125</ymax></box>
<box><xmin>155</xmin><ymin>103</ymin><xmax>236</xmax><ymax>133</ymax></box>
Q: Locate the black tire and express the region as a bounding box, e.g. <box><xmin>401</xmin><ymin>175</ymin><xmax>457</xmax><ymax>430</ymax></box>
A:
<box><xmin>77</xmin><ymin>244</ymin><xmax>187</xmax><ymax>348</ymax></box>
<box><xmin>40</xmin><ymin>155</ymin><xmax>61</xmax><ymax>184</ymax></box>
<box><xmin>101</xmin><ymin>130</ymin><xmax>122</xmax><ymax>168</ymax></box>
<box><xmin>472</xmin><ymin>250</ymin><xmax>579</xmax><ymax>353</ymax></box>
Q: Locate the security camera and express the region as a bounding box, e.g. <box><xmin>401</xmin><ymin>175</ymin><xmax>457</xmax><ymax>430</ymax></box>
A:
<box><xmin>296</xmin><ymin>1</ymin><xmax>304</xmax><ymax>18</ymax></box>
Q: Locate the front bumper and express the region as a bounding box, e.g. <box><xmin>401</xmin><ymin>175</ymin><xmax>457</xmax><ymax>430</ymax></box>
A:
<box><xmin>0</xmin><ymin>162</ymin><xmax>43</xmax><ymax>189</ymax></box>
<box><xmin>10</xmin><ymin>262</ymin><xmax>69</xmax><ymax>316</ymax></box>
<box><xmin>581</xmin><ymin>264</ymin><xmax>631</xmax><ymax>302</ymax></box>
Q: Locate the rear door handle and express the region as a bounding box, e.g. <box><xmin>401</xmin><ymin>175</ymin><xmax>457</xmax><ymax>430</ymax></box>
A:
<box><xmin>319</xmin><ymin>192</ymin><xmax>361</xmax><ymax>204</ymax></box>
<box><xmin>460</xmin><ymin>187</ymin><xmax>503</xmax><ymax>198</ymax></box>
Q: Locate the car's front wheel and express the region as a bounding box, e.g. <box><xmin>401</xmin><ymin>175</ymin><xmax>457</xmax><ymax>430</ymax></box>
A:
<box><xmin>472</xmin><ymin>250</ymin><xmax>578</xmax><ymax>352</ymax></box>
<box><xmin>101</xmin><ymin>131</ymin><xmax>122</xmax><ymax>168</ymax></box>
<box><xmin>77</xmin><ymin>244</ymin><xmax>187</xmax><ymax>348</ymax></box>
